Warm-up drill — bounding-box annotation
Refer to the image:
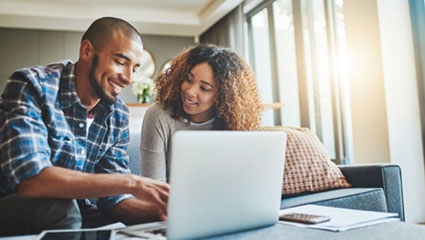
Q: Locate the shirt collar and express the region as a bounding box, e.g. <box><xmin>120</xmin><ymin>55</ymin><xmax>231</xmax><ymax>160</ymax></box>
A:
<box><xmin>59</xmin><ymin>61</ymin><xmax>114</xmax><ymax>114</ymax></box>
<box><xmin>59</xmin><ymin>61</ymin><xmax>79</xmax><ymax>110</ymax></box>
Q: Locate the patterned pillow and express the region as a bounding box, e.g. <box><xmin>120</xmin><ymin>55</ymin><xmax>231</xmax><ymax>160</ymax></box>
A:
<box><xmin>259</xmin><ymin>127</ymin><xmax>351</xmax><ymax>195</ymax></box>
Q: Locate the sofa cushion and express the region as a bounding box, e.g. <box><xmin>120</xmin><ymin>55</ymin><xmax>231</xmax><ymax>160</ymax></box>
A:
<box><xmin>260</xmin><ymin>127</ymin><xmax>351</xmax><ymax>195</ymax></box>
<box><xmin>281</xmin><ymin>188</ymin><xmax>388</xmax><ymax>213</ymax></box>
<box><xmin>128</xmin><ymin>131</ymin><xmax>142</xmax><ymax>175</ymax></box>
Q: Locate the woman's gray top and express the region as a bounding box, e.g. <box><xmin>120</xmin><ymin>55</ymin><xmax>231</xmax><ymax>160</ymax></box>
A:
<box><xmin>140</xmin><ymin>103</ymin><xmax>214</xmax><ymax>182</ymax></box>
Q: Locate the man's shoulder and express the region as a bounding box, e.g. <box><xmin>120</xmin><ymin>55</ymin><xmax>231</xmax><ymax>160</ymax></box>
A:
<box><xmin>12</xmin><ymin>60</ymin><xmax>72</xmax><ymax>82</ymax></box>
<box><xmin>10</xmin><ymin>60</ymin><xmax>73</xmax><ymax>94</ymax></box>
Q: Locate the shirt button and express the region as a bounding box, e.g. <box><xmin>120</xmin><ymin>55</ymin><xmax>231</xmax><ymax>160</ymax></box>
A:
<box><xmin>81</xmin><ymin>149</ymin><xmax>85</xmax><ymax>155</ymax></box>
<box><xmin>79</xmin><ymin>123</ymin><xmax>84</xmax><ymax>128</ymax></box>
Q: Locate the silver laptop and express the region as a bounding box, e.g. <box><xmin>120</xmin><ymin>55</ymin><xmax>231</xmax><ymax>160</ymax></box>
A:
<box><xmin>120</xmin><ymin>130</ymin><xmax>287</xmax><ymax>240</ymax></box>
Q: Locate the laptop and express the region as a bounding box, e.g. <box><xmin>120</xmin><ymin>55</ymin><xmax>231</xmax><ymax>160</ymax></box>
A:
<box><xmin>120</xmin><ymin>130</ymin><xmax>287</xmax><ymax>240</ymax></box>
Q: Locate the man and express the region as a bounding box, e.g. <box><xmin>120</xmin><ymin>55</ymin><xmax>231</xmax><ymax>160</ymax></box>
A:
<box><xmin>0</xmin><ymin>17</ymin><xmax>169</xmax><ymax>236</ymax></box>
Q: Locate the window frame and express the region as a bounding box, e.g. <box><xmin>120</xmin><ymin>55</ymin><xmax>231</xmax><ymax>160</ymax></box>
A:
<box><xmin>247</xmin><ymin>0</ymin><xmax>283</xmax><ymax>125</ymax></box>
<box><xmin>246</xmin><ymin>0</ymin><xmax>351</xmax><ymax>164</ymax></box>
<box><xmin>409</xmin><ymin>0</ymin><xmax>425</xmax><ymax>161</ymax></box>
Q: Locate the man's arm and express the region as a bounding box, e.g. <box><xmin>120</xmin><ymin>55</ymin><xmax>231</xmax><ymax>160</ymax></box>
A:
<box><xmin>17</xmin><ymin>166</ymin><xmax>169</xmax><ymax>222</ymax></box>
<box><xmin>90</xmin><ymin>101</ymin><xmax>169</xmax><ymax>222</ymax></box>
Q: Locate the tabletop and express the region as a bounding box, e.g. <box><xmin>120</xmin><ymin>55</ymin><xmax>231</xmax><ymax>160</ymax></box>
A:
<box><xmin>2</xmin><ymin>221</ymin><xmax>425</xmax><ymax>240</ymax></box>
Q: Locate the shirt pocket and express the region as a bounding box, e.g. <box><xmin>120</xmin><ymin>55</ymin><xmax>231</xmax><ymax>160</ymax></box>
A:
<box><xmin>48</xmin><ymin>132</ymin><xmax>77</xmax><ymax>168</ymax></box>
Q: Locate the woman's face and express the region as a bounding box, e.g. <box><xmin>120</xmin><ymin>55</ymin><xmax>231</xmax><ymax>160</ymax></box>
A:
<box><xmin>181</xmin><ymin>62</ymin><xmax>218</xmax><ymax>123</ymax></box>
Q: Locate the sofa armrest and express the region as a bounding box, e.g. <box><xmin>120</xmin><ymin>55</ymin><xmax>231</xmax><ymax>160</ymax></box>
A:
<box><xmin>338</xmin><ymin>164</ymin><xmax>405</xmax><ymax>221</ymax></box>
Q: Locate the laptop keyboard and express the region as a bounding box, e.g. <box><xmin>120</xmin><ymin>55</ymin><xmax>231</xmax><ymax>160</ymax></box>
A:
<box><xmin>146</xmin><ymin>227</ymin><xmax>167</xmax><ymax>237</ymax></box>
<box><xmin>118</xmin><ymin>226</ymin><xmax>167</xmax><ymax>239</ymax></box>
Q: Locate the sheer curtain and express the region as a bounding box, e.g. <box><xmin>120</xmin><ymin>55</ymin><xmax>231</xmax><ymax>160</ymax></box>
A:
<box><xmin>200</xmin><ymin>4</ymin><xmax>245</xmax><ymax>54</ymax></box>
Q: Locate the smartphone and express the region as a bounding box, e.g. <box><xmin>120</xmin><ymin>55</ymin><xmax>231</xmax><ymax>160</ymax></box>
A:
<box><xmin>279</xmin><ymin>212</ymin><xmax>331</xmax><ymax>224</ymax></box>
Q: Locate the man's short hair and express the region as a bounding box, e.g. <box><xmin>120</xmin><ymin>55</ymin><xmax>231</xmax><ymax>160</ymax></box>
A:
<box><xmin>82</xmin><ymin>17</ymin><xmax>142</xmax><ymax>50</ymax></box>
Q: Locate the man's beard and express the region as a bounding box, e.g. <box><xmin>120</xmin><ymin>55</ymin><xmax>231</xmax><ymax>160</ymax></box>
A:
<box><xmin>89</xmin><ymin>54</ymin><xmax>117</xmax><ymax>105</ymax></box>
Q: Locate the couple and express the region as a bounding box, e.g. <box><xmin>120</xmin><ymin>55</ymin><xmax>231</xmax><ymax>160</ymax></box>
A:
<box><xmin>0</xmin><ymin>17</ymin><xmax>262</xmax><ymax>235</ymax></box>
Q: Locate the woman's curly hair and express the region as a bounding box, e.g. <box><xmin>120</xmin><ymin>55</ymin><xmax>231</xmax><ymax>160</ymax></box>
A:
<box><xmin>155</xmin><ymin>44</ymin><xmax>262</xmax><ymax>130</ymax></box>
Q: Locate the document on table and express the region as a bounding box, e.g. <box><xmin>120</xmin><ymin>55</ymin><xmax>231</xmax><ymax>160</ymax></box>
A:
<box><xmin>278</xmin><ymin>204</ymin><xmax>400</xmax><ymax>232</ymax></box>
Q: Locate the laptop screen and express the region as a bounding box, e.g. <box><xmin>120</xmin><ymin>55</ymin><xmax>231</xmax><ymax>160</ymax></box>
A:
<box><xmin>166</xmin><ymin>131</ymin><xmax>287</xmax><ymax>239</ymax></box>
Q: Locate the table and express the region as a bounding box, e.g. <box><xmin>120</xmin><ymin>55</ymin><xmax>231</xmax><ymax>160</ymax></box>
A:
<box><xmin>2</xmin><ymin>221</ymin><xmax>425</xmax><ymax>239</ymax></box>
<box><xmin>0</xmin><ymin>236</ymin><xmax>34</xmax><ymax>240</ymax></box>
<box><xmin>206</xmin><ymin>221</ymin><xmax>425</xmax><ymax>240</ymax></box>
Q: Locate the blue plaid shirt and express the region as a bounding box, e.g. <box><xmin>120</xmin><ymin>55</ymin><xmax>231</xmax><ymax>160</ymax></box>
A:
<box><xmin>0</xmin><ymin>60</ymin><xmax>133</xmax><ymax>213</ymax></box>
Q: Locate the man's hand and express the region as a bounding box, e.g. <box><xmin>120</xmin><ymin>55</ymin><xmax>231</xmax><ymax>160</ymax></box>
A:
<box><xmin>111</xmin><ymin>176</ymin><xmax>169</xmax><ymax>224</ymax></box>
<box><xmin>132</xmin><ymin>176</ymin><xmax>169</xmax><ymax>218</ymax></box>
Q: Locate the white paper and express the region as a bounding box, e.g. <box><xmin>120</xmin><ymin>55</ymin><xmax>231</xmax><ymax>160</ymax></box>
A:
<box><xmin>278</xmin><ymin>204</ymin><xmax>400</xmax><ymax>232</ymax></box>
<box><xmin>95</xmin><ymin>222</ymin><xmax>126</xmax><ymax>230</ymax></box>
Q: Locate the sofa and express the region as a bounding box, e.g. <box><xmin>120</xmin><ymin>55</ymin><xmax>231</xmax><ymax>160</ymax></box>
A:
<box><xmin>128</xmin><ymin>132</ymin><xmax>405</xmax><ymax>221</ymax></box>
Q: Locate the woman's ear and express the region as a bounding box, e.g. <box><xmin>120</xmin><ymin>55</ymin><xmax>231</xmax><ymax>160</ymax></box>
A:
<box><xmin>79</xmin><ymin>39</ymin><xmax>95</xmax><ymax>61</ymax></box>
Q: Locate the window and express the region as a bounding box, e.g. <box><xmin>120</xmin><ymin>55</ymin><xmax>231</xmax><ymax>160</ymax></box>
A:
<box><xmin>246</xmin><ymin>0</ymin><xmax>353</xmax><ymax>164</ymax></box>
<box><xmin>273</xmin><ymin>0</ymin><xmax>301</xmax><ymax>127</ymax></box>
<box><xmin>249</xmin><ymin>8</ymin><xmax>276</xmax><ymax>125</ymax></box>
<box><xmin>409</xmin><ymin>0</ymin><xmax>425</xmax><ymax>160</ymax></box>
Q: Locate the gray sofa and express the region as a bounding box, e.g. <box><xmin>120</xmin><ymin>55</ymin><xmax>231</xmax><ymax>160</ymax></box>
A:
<box><xmin>128</xmin><ymin>132</ymin><xmax>405</xmax><ymax>221</ymax></box>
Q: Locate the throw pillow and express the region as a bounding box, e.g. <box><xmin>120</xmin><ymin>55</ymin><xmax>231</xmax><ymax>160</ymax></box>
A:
<box><xmin>259</xmin><ymin>127</ymin><xmax>351</xmax><ymax>195</ymax></box>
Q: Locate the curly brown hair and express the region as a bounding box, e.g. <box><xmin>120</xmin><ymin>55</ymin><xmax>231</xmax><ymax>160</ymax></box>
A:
<box><xmin>155</xmin><ymin>44</ymin><xmax>262</xmax><ymax>130</ymax></box>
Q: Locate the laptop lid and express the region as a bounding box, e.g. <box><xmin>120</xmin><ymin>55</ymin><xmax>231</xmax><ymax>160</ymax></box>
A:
<box><xmin>166</xmin><ymin>130</ymin><xmax>287</xmax><ymax>240</ymax></box>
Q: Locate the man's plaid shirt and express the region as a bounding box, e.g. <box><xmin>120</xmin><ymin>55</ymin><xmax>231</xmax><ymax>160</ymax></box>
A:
<box><xmin>0</xmin><ymin>60</ymin><xmax>133</xmax><ymax>212</ymax></box>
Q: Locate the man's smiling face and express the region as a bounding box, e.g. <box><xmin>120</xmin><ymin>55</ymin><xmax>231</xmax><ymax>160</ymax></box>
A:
<box><xmin>88</xmin><ymin>30</ymin><xmax>143</xmax><ymax>105</ymax></box>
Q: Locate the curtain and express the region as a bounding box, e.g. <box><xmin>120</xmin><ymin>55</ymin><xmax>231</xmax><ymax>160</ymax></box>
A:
<box><xmin>200</xmin><ymin>4</ymin><xmax>245</xmax><ymax>54</ymax></box>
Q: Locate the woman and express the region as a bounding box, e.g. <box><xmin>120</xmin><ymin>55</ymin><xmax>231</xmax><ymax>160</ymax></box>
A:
<box><xmin>140</xmin><ymin>44</ymin><xmax>262</xmax><ymax>182</ymax></box>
